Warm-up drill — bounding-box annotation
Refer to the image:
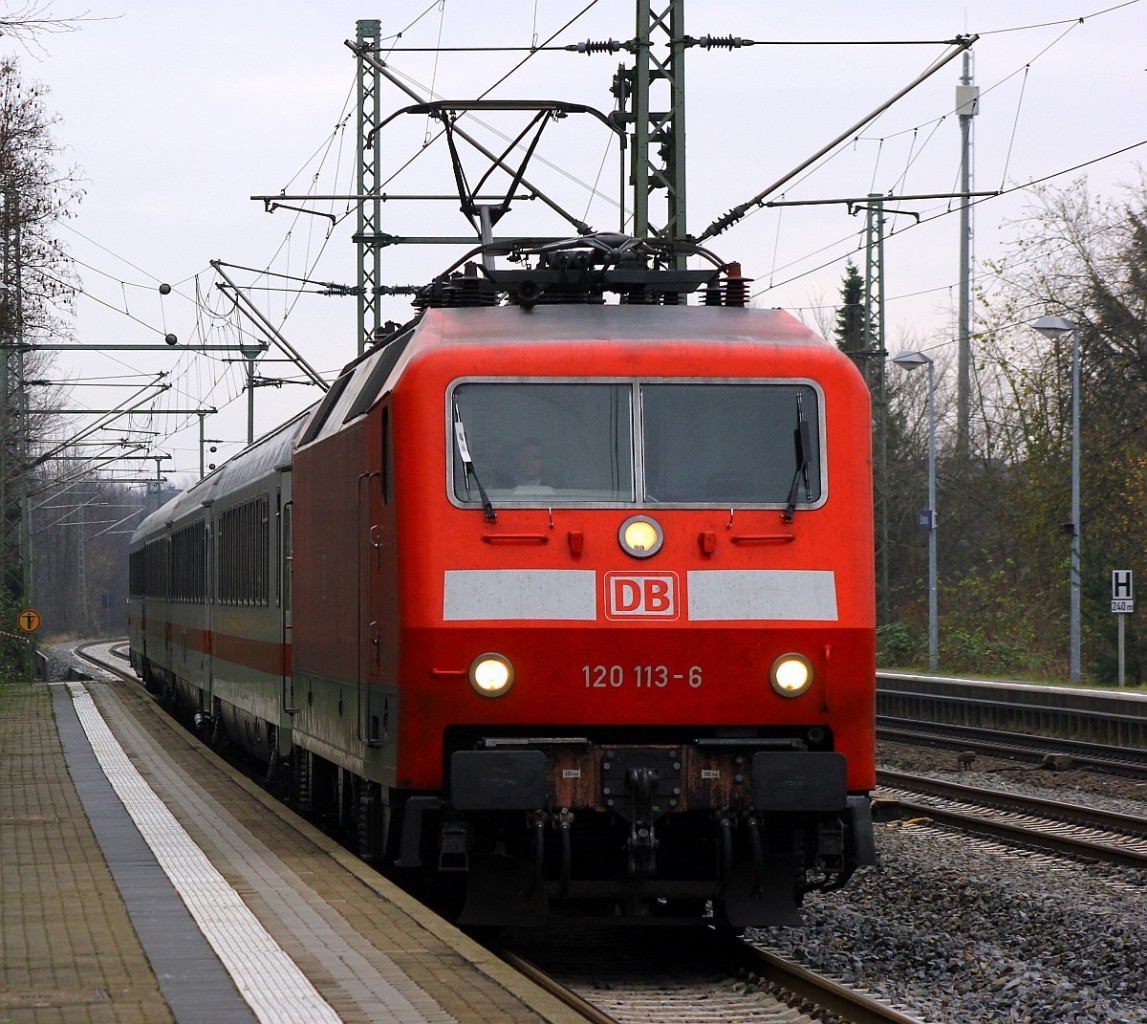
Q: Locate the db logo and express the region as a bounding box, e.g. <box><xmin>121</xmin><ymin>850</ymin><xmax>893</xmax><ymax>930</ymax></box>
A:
<box><xmin>605</xmin><ymin>572</ymin><xmax>679</xmax><ymax>619</ymax></box>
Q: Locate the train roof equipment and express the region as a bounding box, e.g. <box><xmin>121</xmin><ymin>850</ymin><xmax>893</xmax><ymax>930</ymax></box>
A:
<box><xmin>414</xmin><ymin>233</ymin><xmax>750</xmax><ymax>310</ymax></box>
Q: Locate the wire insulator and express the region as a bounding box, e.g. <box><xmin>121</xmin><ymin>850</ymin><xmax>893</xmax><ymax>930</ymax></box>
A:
<box><xmin>573</xmin><ymin>38</ymin><xmax>622</xmax><ymax>55</ymax></box>
<box><xmin>698</xmin><ymin>35</ymin><xmax>747</xmax><ymax>50</ymax></box>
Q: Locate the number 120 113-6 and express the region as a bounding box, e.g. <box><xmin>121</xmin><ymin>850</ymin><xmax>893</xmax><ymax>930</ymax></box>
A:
<box><xmin>582</xmin><ymin>664</ymin><xmax>702</xmax><ymax>688</ymax></box>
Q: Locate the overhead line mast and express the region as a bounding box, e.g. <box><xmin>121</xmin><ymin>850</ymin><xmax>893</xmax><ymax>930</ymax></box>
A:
<box><xmin>956</xmin><ymin>50</ymin><xmax>979</xmax><ymax>459</ymax></box>
<box><xmin>356</xmin><ymin>19</ymin><xmax>385</xmax><ymax>357</ymax></box>
<box><xmin>613</xmin><ymin>0</ymin><xmax>687</xmax><ymax>270</ymax></box>
<box><xmin>351</xmin><ymin>1</ymin><xmax>695</xmax><ymax>330</ymax></box>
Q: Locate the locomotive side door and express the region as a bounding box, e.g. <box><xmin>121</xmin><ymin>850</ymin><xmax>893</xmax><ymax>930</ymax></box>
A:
<box><xmin>279</xmin><ymin>485</ymin><xmax>294</xmax><ymax>715</ymax></box>
<box><xmin>200</xmin><ymin>507</ymin><xmax>213</xmax><ymax>710</ymax></box>
<box><xmin>359</xmin><ymin>406</ymin><xmax>389</xmax><ymax>751</ymax></box>
<box><xmin>161</xmin><ymin>526</ymin><xmax>174</xmax><ymax>675</ymax></box>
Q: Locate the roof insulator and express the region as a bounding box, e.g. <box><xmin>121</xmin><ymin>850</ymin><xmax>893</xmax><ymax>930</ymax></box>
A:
<box><xmin>724</xmin><ymin>262</ymin><xmax>752</xmax><ymax>308</ymax></box>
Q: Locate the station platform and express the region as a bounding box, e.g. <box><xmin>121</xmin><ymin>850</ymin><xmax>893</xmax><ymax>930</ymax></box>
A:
<box><xmin>0</xmin><ymin>674</ymin><xmax>580</xmax><ymax>1024</ymax></box>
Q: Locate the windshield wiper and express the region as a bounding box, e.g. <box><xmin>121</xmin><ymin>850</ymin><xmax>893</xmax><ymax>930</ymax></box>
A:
<box><xmin>783</xmin><ymin>391</ymin><xmax>812</xmax><ymax>523</ymax></box>
<box><xmin>453</xmin><ymin>400</ymin><xmax>496</xmax><ymax>521</ymax></box>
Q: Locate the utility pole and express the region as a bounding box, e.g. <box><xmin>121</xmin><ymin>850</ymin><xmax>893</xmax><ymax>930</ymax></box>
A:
<box><xmin>76</xmin><ymin>497</ymin><xmax>87</xmax><ymax>634</ymax></box>
<box><xmin>197</xmin><ymin>412</ymin><xmax>223</xmax><ymax>479</ymax></box>
<box><xmin>613</xmin><ymin>0</ymin><xmax>687</xmax><ymax>265</ymax></box>
<box><xmin>862</xmin><ymin>195</ymin><xmax>889</xmax><ymax>623</ymax></box>
<box><xmin>356</xmin><ymin>19</ymin><xmax>384</xmax><ymax>356</ymax></box>
<box><xmin>146</xmin><ymin>455</ymin><xmax>170</xmax><ymax>516</ymax></box>
<box><xmin>245</xmin><ymin>347</ymin><xmax>258</xmax><ymax>445</ymax></box>
<box><xmin>955</xmin><ymin>52</ymin><xmax>979</xmax><ymax>459</ymax></box>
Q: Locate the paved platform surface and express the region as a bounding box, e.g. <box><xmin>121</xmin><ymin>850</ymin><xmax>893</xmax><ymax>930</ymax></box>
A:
<box><xmin>0</xmin><ymin>676</ymin><xmax>581</xmax><ymax>1024</ymax></box>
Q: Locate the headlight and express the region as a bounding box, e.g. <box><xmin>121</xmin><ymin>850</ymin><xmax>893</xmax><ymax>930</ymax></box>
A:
<box><xmin>619</xmin><ymin>515</ymin><xmax>664</xmax><ymax>558</ymax></box>
<box><xmin>770</xmin><ymin>653</ymin><xmax>814</xmax><ymax>697</ymax></box>
<box><xmin>470</xmin><ymin>653</ymin><xmax>514</xmax><ymax>697</ymax></box>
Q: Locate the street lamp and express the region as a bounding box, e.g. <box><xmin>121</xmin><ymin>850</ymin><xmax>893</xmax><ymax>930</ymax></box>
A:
<box><xmin>1032</xmin><ymin>315</ymin><xmax>1081</xmax><ymax>684</ymax></box>
<box><xmin>892</xmin><ymin>351</ymin><xmax>938</xmax><ymax>671</ymax></box>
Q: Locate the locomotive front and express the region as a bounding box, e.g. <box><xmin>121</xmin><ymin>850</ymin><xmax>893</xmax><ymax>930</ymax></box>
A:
<box><xmin>390</xmin><ymin>301</ymin><xmax>875</xmax><ymax>927</ymax></box>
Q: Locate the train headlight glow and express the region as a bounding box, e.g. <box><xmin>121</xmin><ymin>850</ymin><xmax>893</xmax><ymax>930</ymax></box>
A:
<box><xmin>770</xmin><ymin>653</ymin><xmax>814</xmax><ymax>697</ymax></box>
<box><xmin>619</xmin><ymin>515</ymin><xmax>664</xmax><ymax>558</ymax></box>
<box><xmin>470</xmin><ymin>653</ymin><xmax>514</xmax><ymax>696</ymax></box>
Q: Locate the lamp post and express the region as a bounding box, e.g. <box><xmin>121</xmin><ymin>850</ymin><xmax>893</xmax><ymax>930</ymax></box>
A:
<box><xmin>892</xmin><ymin>351</ymin><xmax>937</xmax><ymax>671</ymax></box>
<box><xmin>1032</xmin><ymin>315</ymin><xmax>1081</xmax><ymax>684</ymax></box>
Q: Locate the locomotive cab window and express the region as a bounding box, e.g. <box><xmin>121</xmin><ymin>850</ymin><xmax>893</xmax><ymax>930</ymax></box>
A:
<box><xmin>451</xmin><ymin>382</ymin><xmax>635</xmax><ymax>503</ymax></box>
<box><xmin>447</xmin><ymin>379</ymin><xmax>824</xmax><ymax>509</ymax></box>
<box><xmin>641</xmin><ymin>383</ymin><xmax>822</xmax><ymax>505</ymax></box>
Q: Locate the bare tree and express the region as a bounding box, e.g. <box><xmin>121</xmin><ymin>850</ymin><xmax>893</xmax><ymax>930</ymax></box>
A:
<box><xmin>0</xmin><ymin>53</ymin><xmax>82</xmax><ymax>673</ymax></box>
<box><xmin>0</xmin><ymin>3</ymin><xmax>95</xmax><ymax>54</ymax></box>
<box><xmin>935</xmin><ymin>176</ymin><xmax>1147</xmax><ymax>682</ymax></box>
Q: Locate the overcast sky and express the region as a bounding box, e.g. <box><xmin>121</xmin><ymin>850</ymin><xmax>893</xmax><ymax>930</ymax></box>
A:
<box><xmin>23</xmin><ymin>0</ymin><xmax>1147</xmax><ymax>481</ymax></box>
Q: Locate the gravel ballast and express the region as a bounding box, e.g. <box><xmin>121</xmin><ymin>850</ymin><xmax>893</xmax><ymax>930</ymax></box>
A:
<box><xmin>754</xmin><ymin>744</ymin><xmax>1147</xmax><ymax>1023</ymax></box>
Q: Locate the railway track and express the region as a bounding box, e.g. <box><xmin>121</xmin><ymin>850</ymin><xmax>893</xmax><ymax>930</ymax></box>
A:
<box><xmin>75</xmin><ymin>642</ymin><xmax>928</xmax><ymax>1024</ymax></box>
<box><xmin>878</xmin><ymin>719</ymin><xmax>1147</xmax><ymax>778</ymax></box>
<box><xmin>876</xmin><ymin>670</ymin><xmax>1147</xmax><ymax>762</ymax></box>
<box><xmin>497</xmin><ymin>925</ymin><xmax>932</xmax><ymax>1024</ymax></box>
<box><xmin>75</xmin><ymin>640</ymin><xmax>128</xmax><ymax>677</ymax></box>
<box><xmin>878</xmin><ymin>768</ymin><xmax>1147</xmax><ymax>868</ymax></box>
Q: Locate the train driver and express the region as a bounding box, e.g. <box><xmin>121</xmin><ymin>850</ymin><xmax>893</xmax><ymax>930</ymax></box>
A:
<box><xmin>497</xmin><ymin>436</ymin><xmax>554</xmax><ymax>489</ymax></box>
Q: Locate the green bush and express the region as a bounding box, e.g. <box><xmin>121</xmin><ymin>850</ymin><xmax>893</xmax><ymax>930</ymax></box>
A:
<box><xmin>877</xmin><ymin>621</ymin><xmax>921</xmax><ymax>667</ymax></box>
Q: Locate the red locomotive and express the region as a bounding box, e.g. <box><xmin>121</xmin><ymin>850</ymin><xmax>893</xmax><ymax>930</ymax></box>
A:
<box><xmin>129</xmin><ymin>236</ymin><xmax>875</xmax><ymax>927</ymax></box>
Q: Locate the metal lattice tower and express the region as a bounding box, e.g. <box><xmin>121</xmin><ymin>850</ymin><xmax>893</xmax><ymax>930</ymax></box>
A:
<box><xmin>863</xmin><ymin>195</ymin><xmax>889</xmax><ymax>622</ymax></box>
<box><xmin>955</xmin><ymin>50</ymin><xmax>979</xmax><ymax>459</ymax></box>
<box><xmin>355</xmin><ymin>19</ymin><xmax>384</xmax><ymax>356</ymax></box>
<box><xmin>620</xmin><ymin>0</ymin><xmax>687</xmax><ymax>265</ymax></box>
<box><xmin>354</xmin><ymin>5</ymin><xmax>692</xmax><ymax>332</ymax></box>
<box><xmin>862</xmin><ymin>195</ymin><xmax>887</xmax><ymax>392</ymax></box>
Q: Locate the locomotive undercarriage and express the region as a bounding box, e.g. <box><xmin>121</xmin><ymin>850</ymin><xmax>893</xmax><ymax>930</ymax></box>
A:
<box><xmin>419</xmin><ymin>736</ymin><xmax>875</xmax><ymax>927</ymax></box>
<box><xmin>138</xmin><ymin>666</ymin><xmax>873</xmax><ymax>926</ymax></box>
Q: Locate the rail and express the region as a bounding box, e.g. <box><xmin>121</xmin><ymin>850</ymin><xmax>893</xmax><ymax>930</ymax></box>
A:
<box><xmin>877</xmin><ymin>671</ymin><xmax>1147</xmax><ymax>750</ymax></box>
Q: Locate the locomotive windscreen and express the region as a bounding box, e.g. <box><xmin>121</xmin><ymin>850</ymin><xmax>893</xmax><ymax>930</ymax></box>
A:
<box><xmin>451</xmin><ymin>382</ymin><xmax>635</xmax><ymax>501</ymax></box>
<box><xmin>641</xmin><ymin>383</ymin><xmax>822</xmax><ymax>504</ymax></box>
<box><xmin>448</xmin><ymin>379</ymin><xmax>823</xmax><ymax>507</ymax></box>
